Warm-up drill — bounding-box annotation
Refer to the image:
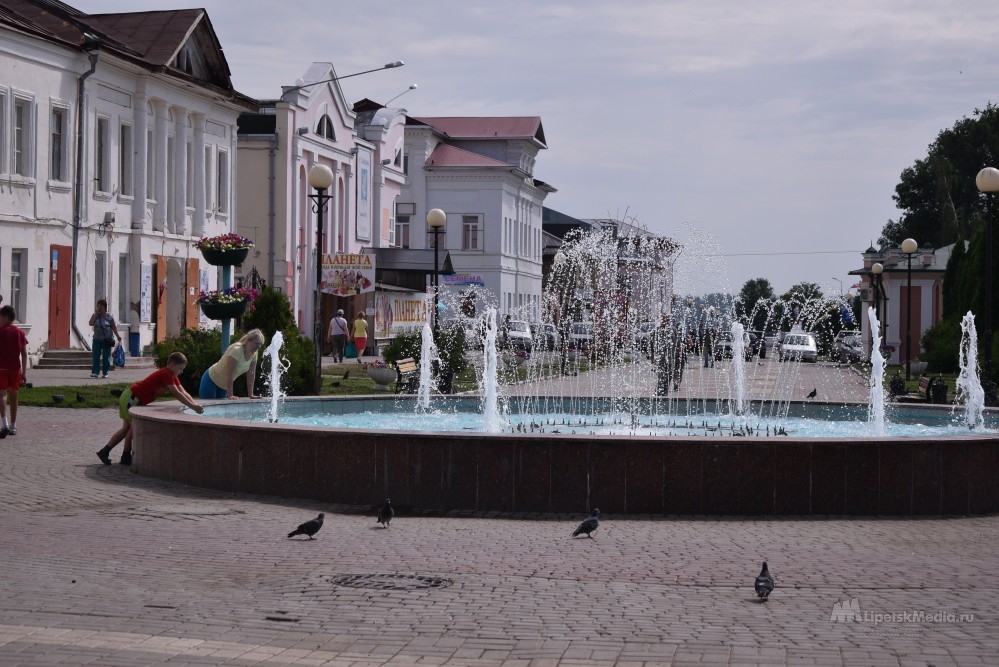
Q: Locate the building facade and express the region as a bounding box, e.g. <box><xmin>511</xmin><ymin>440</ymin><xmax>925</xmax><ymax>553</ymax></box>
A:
<box><xmin>0</xmin><ymin>0</ymin><xmax>250</xmax><ymax>359</ymax></box>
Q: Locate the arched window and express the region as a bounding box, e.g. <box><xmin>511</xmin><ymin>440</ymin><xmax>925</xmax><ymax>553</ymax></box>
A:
<box><xmin>316</xmin><ymin>114</ymin><xmax>335</xmax><ymax>140</ymax></box>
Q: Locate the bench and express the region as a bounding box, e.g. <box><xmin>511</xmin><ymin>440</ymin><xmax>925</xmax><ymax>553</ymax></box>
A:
<box><xmin>917</xmin><ymin>375</ymin><xmax>932</xmax><ymax>401</ymax></box>
<box><xmin>394</xmin><ymin>358</ymin><xmax>419</xmax><ymax>394</ymax></box>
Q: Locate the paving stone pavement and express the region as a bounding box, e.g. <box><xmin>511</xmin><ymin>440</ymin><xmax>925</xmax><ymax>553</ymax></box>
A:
<box><xmin>0</xmin><ymin>406</ymin><xmax>996</xmax><ymax>666</ymax></box>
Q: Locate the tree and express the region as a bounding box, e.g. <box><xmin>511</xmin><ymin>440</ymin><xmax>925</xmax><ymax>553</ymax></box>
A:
<box><xmin>736</xmin><ymin>278</ymin><xmax>775</xmax><ymax>332</ymax></box>
<box><xmin>880</xmin><ymin>103</ymin><xmax>999</xmax><ymax>247</ymax></box>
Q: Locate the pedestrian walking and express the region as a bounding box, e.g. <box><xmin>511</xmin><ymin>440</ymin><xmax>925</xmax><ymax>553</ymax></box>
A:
<box><xmin>351</xmin><ymin>312</ymin><xmax>368</xmax><ymax>358</ymax></box>
<box><xmin>327</xmin><ymin>309</ymin><xmax>349</xmax><ymax>362</ymax></box>
<box><xmin>0</xmin><ymin>305</ymin><xmax>28</xmax><ymax>437</ymax></box>
<box><xmin>88</xmin><ymin>299</ymin><xmax>121</xmax><ymax>378</ymax></box>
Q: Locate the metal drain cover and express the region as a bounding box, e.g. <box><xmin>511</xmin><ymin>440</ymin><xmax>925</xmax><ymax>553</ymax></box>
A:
<box><xmin>329</xmin><ymin>573</ymin><xmax>452</xmax><ymax>590</ymax></box>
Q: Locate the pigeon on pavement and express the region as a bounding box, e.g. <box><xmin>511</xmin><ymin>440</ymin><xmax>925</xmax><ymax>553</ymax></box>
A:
<box><xmin>755</xmin><ymin>561</ymin><xmax>775</xmax><ymax>601</ymax></box>
<box><xmin>342</xmin><ymin>370</ymin><xmax>351</xmax><ymax>380</ymax></box>
<box><xmin>806</xmin><ymin>387</ymin><xmax>817</xmax><ymax>399</ymax></box>
<box><xmin>572</xmin><ymin>508</ymin><xmax>600</xmax><ymax>538</ymax></box>
<box><xmin>377</xmin><ymin>498</ymin><xmax>394</xmax><ymax>527</ymax></box>
<box><xmin>288</xmin><ymin>513</ymin><xmax>324</xmax><ymax>539</ymax></box>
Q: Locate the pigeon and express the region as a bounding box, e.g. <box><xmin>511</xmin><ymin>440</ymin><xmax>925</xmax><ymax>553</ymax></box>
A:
<box><xmin>110</xmin><ymin>388</ymin><xmax>123</xmax><ymax>398</ymax></box>
<box><xmin>572</xmin><ymin>508</ymin><xmax>600</xmax><ymax>538</ymax></box>
<box><xmin>342</xmin><ymin>370</ymin><xmax>351</xmax><ymax>380</ymax></box>
<box><xmin>806</xmin><ymin>387</ymin><xmax>817</xmax><ymax>399</ymax></box>
<box><xmin>754</xmin><ymin>561</ymin><xmax>775</xmax><ymax>601</ymax></box>
<box><xmin>377</xmin><ymin>498</ymin><xmax>394</xmax><ymax>527</ymax></box>
<box><xmin>76</xmin><ymin>392</ymin><xmax>86</xmax><ymax>402</ymax></box>
<box><xmin>287</xmin><ymin>513</ymin><xmax>324</xmax><ymax>539</ymax></box>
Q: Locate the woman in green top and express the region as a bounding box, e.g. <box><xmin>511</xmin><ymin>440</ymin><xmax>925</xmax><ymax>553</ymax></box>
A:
<box><xmin>198</xmin><ymin>329</ymin><xmax>265</xmax><ymax>399</ymax></box>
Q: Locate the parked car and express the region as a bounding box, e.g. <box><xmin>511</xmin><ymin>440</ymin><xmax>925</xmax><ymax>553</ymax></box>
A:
<box><xmin>567</xmin><ymin>321</ymin><xmax>594</xmax><ymax>352</ymax></box>
<box><xmin>778</xmin><ymin>332</ymin><xmax>818</xmax><ymax>362</ymax></box>
<box><xmin>834</xmin><ymin>333</ymin><xmax>864</xmax><ymax>363</ymax></box>
<box><xmin>714</xmin><ymin>331</ymin><xmax>756</xmax><ymax>361</ymax></box>
<box><xmin>503</xmin><ymin>319</ymin><xmax>533</xmax><ymax>352</ymax></box>
<box><xmin>529</xmin><ymin>322</ymin><xmax>561</xmax><ymax>350</ymax></box>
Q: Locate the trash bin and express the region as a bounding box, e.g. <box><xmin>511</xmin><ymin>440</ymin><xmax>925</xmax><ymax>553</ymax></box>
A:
<box><xmin>129</xmin><ymin>332</ymin><xmax>140</xmax><ymax>358</ymax></box>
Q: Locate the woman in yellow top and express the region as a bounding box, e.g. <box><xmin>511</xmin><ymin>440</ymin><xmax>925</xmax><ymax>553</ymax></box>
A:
<box><xmin>351</xmin><ymin>313</ymin><xmax>368</xmax><ymax>358</ymax></box>
<box><xmin>198</xmin><ymin>329</ymin><xmax>265</xmax><ymax>399</ymax></box>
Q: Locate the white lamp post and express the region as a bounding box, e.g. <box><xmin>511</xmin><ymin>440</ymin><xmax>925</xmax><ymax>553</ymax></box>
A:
<box><xmin>901</xmin><ymin>237</ymin><xmax>918</xmax><ymax>380</ymax></box>
<box><xmin>426</xmin><ymin>208</ymin><xmax>447</xmax><ymax>334</ymax></box>
<box><xmin>308</xmin><ymin>164</ymin><xmax>335</xmax><ymax>393</ymax></box>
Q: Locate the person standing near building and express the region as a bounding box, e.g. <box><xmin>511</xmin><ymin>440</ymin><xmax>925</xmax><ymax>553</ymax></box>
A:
<box><xmin>89</xmin><ymin>299</ymin><xmax>121</xmax><ymax>378</ymax></box>
<box><xmin>0</xmin><ymin>305</ymin><xmax>28</xmax><ymax>437</ymax></box>
<box><xmin>327</xmin><ymin>309</ymin><xmax>349</xmax><ymax>362</ymax></box>
<box><xmin>351</xmin><ymin>312</ymin><xmax>368</xmax><ymax>359</ymax></box>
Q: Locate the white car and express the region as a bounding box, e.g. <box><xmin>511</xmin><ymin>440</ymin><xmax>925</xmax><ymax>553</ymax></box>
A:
<box><xmin>778</xmin><ymin>333</ymin><xmax>818</xmax><ymax>363</ymax></box>
<box><xmin>503</xmin><ymin>320</ymin><xmax>533</xmax><ymax>352</ymax></box>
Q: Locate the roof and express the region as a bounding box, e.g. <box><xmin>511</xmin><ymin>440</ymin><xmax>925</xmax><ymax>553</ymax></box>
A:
<box><xmin>0</xmin><ymin>0</ymin><xmax>245</xmax><ymax>101</ymax></box>
<box><xmin>409</xmin><ymin>116</ymin><xmax>546</xmax><ymax>147</ymax></box>
<box><xmin>425</xmin><ymin>143</ymin><xmax>513</xmax><ymax>169</ymax></box>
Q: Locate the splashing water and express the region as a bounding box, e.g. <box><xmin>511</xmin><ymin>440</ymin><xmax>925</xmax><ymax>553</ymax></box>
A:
<box><xmin>480</xmin><ymin>308</ymin><xmax>504</xmax><ymax>432</ymax></box>
<box><xmin>263</xmin><ymin>331</ymin><xmax>287</xmax><ymax>423</ymax></box>
<box><xmin>868</xmin><ymin>307</ymin><xmax>886</xmax><ymax>436</ymax></box>
<box><xmin>956</xmin><ymin>311</ymin><xmax>985</xmax><ymax>429</ymax></box>
<box><xmin>417</xmin><ymin>322</ymin><xmax>436</xmax><ymax>411</ymax></box>
<box><xmin>731</xmin><ymin>322</ymin><xmax>746</xmax><ymax>416</ymax></box>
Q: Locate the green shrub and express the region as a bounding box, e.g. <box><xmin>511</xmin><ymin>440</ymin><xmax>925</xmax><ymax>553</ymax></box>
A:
<box><xmin>240</xmin><ymin>286</ymin><xmax>317</xmax><ymax>395</ymax></box>
<box><xmin>149</xmin><ymin>327</ymin><xmax>223</xmax><ymax>396</ymax></box>
<box><xmin>921</xmin><ymin>319</ymin><xmax>962</xmax><ymax>374</ymax></box>
<box><xmin>381</xmin><ymin>331</ymin><xmax>422</xmax><ymax>367</ymax></box>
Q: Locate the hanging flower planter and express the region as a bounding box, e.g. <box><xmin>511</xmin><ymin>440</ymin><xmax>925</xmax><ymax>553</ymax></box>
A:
<box><xmin>200</xmin><ymin>300</ymin><xmax>247</xmax><ymax>321</ymax></box>
<box><xmin>195</xmin><ymin>234</ymin><xmax>254</xmax><ymax>266</ymax></box>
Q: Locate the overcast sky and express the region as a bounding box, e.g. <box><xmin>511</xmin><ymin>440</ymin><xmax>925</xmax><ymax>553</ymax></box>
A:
<box><xmin>79</xmin><ymin>0</ymin><xmax>999</xmax><ymax>296</ymax></box>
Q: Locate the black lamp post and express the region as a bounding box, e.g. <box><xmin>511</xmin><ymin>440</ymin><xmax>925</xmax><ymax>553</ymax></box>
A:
<box><xmin>977</xmin><ymin>167</ymin><xmax>999</xmax><ymax>383</ymax></box>
<box><xmin>870</xmin><ymin>262</ymin><xmax>884</xmax><ymax>343</ymax></box>
<box><xmin>308</xmin><ymin>164</ymin><xmax>334</xmax><ymax>393</ymax></box>
<box><xmin>426</xmin><ymin>208</ymin><xmax>446</xmax><ymax>335</ymax></box>
<box><xmin>901</xmin><ymin>238</ymin><xmax>918</xmax><ymax>380</ymax></box>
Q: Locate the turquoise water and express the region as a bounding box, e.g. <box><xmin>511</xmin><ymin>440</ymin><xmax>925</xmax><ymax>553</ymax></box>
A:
<box><xmin>199</xmin><ymin>397</ymin><xmax>996</xmax><ymax>438</ymax></box>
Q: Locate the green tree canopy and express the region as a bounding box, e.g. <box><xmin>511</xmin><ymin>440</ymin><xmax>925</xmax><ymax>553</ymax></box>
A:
<box><xmin>880</xmin><ymin>103</ymin><xmax>999</xmax><ymax>248</ymax></box>
<box><xmin>736</xmin><ymin>278</ymin><xmax>775</xmax><ymax>332</ymax></box>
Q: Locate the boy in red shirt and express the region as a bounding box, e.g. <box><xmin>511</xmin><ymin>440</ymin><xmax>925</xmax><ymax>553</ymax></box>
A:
<box><xmin>97</xmin><ymin>351</ymin><xmax>204</xmax><ymax>465</ymax></box>
<box><xmin>0</xmin><ymin>305</ymin><xmax>28</xmax><ymax>437</ymax></box>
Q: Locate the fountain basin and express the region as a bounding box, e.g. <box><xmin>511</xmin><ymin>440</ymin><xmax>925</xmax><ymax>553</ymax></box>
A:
<box><xmin>131</xmin><ymin>396</ymin><xmax>999</xmax><ymax>516</ymax></box>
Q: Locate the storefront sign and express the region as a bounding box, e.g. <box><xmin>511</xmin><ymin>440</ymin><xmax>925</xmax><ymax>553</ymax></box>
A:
<box><xmin>374</xmin><ymin>291</ymin><xmax>429</xmax><ymax>336</ymax></box>
<box><xmin>322</xmin><ymin>253</ymin><xmax>376</xmax><ymax>295</ymax></box>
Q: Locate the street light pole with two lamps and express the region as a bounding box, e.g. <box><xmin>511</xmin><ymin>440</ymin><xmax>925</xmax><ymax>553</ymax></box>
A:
<box><xmin>901</xmin><ymin>237</ymin><xmax>918</xmax><ymax>380</ymax></box>
<box><xmin>307</xmin><ymin>164</ymin><xmax>334</xmax><ymax>393</ymax></box>
<box><xmin>976</xmin><ymin>167</ymin><xmax>999</xmax><ymax>384</ymax></box>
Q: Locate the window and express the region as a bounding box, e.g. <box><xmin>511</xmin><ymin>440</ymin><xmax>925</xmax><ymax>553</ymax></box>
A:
<box><xmin>395</xmin><ymin>215</ymin><xmax>410</xmax><ymax>248</ymax></box>
<box><xmin>146</xmin><ymin>129</ymin><xmax>154</xmax><ymax>200</ymax></box>
<box><xmin>185</xmin><ymin>142</ymin><xmax>193</xmax><ymax>207</ymax></box>
<box><xmin>14</xmin><ymin>98</ymin><xmax>33</xmax><ymax>177</ymax></box>
<box><xmin>50</xmin><ymin>107</ymin><xmax>66</xmax><ymax>181</ymax></box>
<box><xmin>462</xmin><ymin>215</ymin><xmax>482</xmax><ymax>250</ymax></box>
<box><xmin>316</xmin><ymin>114</ymin><xmax>335</xmax><ymax>140</ymax></box>
<box><xmin>0</xmin><ymin>93</ymin><xmax>6</xmax><ymax>174</ymax></box>
<box><xmin>118</xmin><ymin>254</ymin><xmax>129</xmax><ymax>321</ymax></box>
<box><xmin>166</xmin><ymin>136</ymin><xmax>175</xmax><ymax>223</ymax></box>
<box><xmin>119</xmin><ymin>124</ymin><xmax>133</xmax><ymax>196</ymax></box>
<box><xmin>204</xmin><ymin>145</ymin><xmax>213</xmax><ymax>212</ymax></box>
<box><xmin>217</xmin><ymin>150</ymin><xmax>229</xmax><ymax>214</ymax></box>
<box><xmin>10</xmin><ymin>250</ymin><xmax>24</xmax><ymax>319</ymax></box>
<box><xmin>95</xmin><ymin>117</ymin><xmax>110</xmax><ymax>192</ymax></box>
<box><xmin>95</xmin><ymin>251</ymin><xmax>107</xmax><ymax>303</ymax></box>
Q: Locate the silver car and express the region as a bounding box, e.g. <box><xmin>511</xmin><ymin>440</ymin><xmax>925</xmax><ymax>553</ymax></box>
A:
<box><xmin>778</xmin><ymin>333</ymin><xmax>818</xmax><ymax>363</ymax></box>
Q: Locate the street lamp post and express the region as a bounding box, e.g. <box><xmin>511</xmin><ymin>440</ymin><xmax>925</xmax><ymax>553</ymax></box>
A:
<box><xmin>308</xmin><ymin>164</ymin><xmax>334</xmax><ymax>393</ymax></box>
<box><xmin>901</xmin><ymin>237</ymin><xmax>918</xmax><ymax>380</ymax></box>
<box><xmin>281</xmin><ymin>61</ymin><xmax>405</xmax><ymax>96</ymax></box>
<box><xmin>831</xmin><ymin>277</ymin><xmax>842</xmax><ymax>296</ymax></box>
<box><xmin>976</xmin><ymin>167</ymin><xmax>999</xmax><ymax>383</ymax></box>
<box><xmin>426</xmin><ymin>208</ymin><xmax>446</xmax><ymax>335</ymax></box>
<box><xmin>871</xmin><ymin>261</ymin><xmax>884</xmax><ymax>327</ymax></box>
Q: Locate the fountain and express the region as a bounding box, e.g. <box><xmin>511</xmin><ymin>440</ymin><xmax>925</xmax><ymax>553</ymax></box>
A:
<box><xmin>956</xmin><ymin>311</ymin><xmax>986</xmax><ymax>429</ymax></box>
<box><xmin>128</xmin><ymin>228</ymin><xmax>999</xmax><ymax>516</ymax></box>
<box><xmin>867</xmin><ymin>307</ymin><xmax>887</xmax><ymax>437</ymax></box>
<box><xmin>262</xmin><ymin>331</ymin><xmax>286</xmax><ymax>423</ymax></box>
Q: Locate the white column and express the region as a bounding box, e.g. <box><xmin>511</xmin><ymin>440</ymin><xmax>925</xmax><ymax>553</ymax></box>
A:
<box><xmin>132</xmin><ymin>96</ymin><xmax>148</xmax><ymax>230</ymax></box>
<box><xmin>173</xmin><ymin>107</ymin><xmax>189</xmax><ymax>235</ymax></box>
<box><xmin>191</xmin><ymin>112</ymin><xmax>206</xmax><ymax>237</ymax></box>
<box><xmin>152</xmin><ymin>99</ymin><xmax>169</xmax><ymax>232</ymax></box>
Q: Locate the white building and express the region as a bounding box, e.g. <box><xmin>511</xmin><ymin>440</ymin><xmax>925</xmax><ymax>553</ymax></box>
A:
<box><xmin>236</xmin><ymin>65</ymin><xmax>407</xmax><ymax>339</ymax></box>
<box><xmin>0</xmin><ymin>0</ymin><xmax>249</xmax><ymax>357</ymax></box>
<box><xmin>399</xmin><ymin>116</ymin><xmax>555</xmax><ymax>321</ymax></box>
